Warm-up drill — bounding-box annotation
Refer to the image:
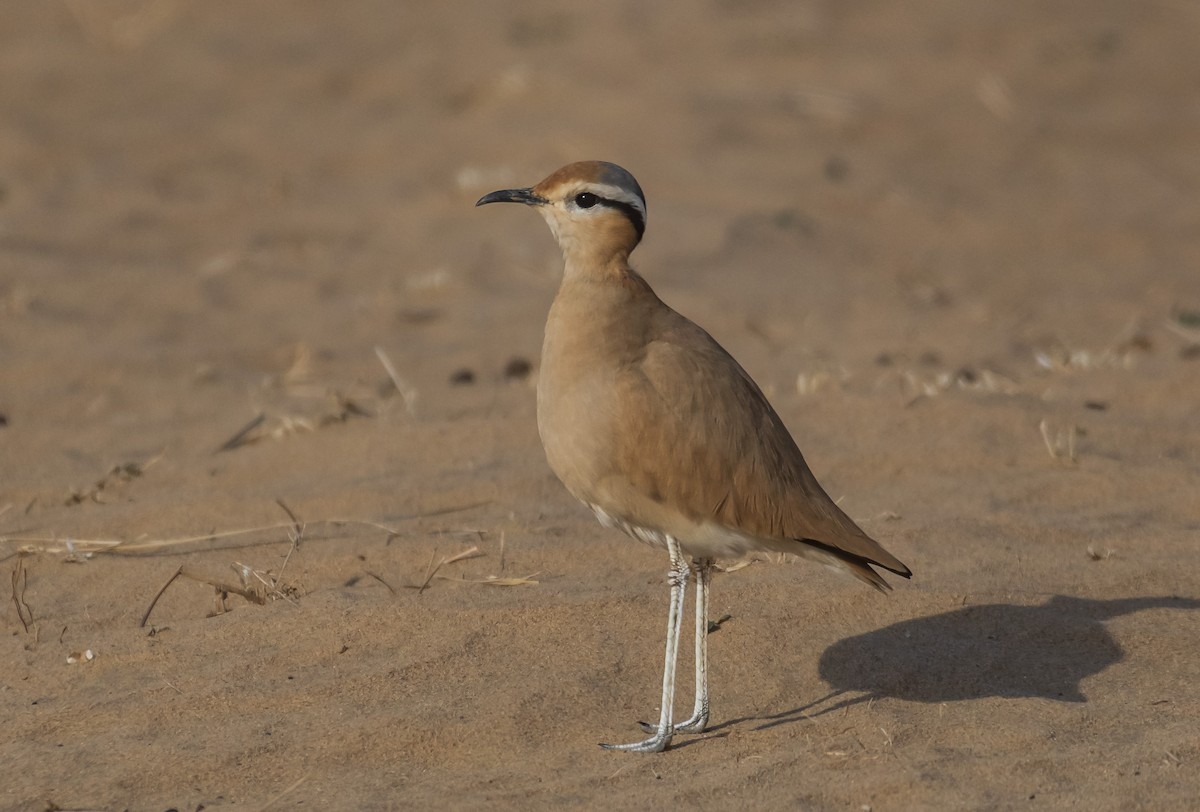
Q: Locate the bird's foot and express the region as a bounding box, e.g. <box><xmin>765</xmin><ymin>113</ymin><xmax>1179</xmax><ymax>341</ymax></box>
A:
<box><xmin>638</xmin><ymin>709</ymin><xmax>707</xmax><ymax>735</ymax></box>
<box><xmin>672</xmin><ymin>709</ymin><xmax>709</xmax><ymax>734</ymax></box>
<box><xmin>601</xmin><ymin>725</ymin><xmax>673</xmax><ymax>753</ymax></box>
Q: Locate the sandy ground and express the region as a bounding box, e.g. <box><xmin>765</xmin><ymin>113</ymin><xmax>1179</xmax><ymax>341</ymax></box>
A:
<box><xmin>3</xmin><ymin>2</ymin><xmax>1200</xmax><ymax>810</ymax></box>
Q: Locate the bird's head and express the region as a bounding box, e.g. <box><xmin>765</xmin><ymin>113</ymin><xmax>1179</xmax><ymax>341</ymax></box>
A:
<box><xmin>476</xmin><ymin>161</ymin><xmax>646</xmax><ymax>269</ymax></box>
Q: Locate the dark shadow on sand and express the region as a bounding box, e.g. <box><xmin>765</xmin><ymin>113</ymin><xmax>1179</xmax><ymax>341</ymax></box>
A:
<box><xmin>716</xmin><ymin>595</ymin><xmax>1200</xmax><ymax>733</ymax></box>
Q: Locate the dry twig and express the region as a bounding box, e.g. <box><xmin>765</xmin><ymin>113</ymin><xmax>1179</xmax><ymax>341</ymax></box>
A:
<box><xmin>2</xmin><ymin>503</ymin><xmax>490</xmax><ymax>559</ymax></box>
<box><xmin>363</xmin><ymin>570</ymin><xmax>398</xmax><ymax>594</ymax></box>
<box><xmin>436</xmin><ymin>572</ymin><xmax>540</xmax><ymax>586</ymax></box>
<box><xmin>65</xmin><ymin>453</ymin><xmax>162</xmax><ymax>505</ymax></box>
<box><xmin>273</xmin><ymin>499</ymin><xmax>305</xmax><ymax>588</ymax></box>
<box><xmin>1039</xmin><ymin>419</ymin><xmax>1078</xmax><ymax>463</ymax></box>
<box><xmin>375</xmin><ymin>345</ymin><xmax>418</xmax><ymax>416</ymax></box>
<box><xmin>11</xmin><ymin>559</ymin><xmax>32</xmax><ymax>632</ymax></box>
<box><xmin>140</xmin><ymin>566</ymin><xmax>184</xmax><ymax>627</ymax></box>
<box><xmin>141</xmin><ymin>564</ymin><xmax>277</xmax><ymax>628</ymax></box>
<box><xmin>416</xmin><ymin>545</ymin><xmax>485</xmax><ymax>594</ymax></box>
<box><xmin>215</xmin><ymin>412</ymin><xmax>267</xmax><ymax>453</ymax></box>
<box><xmin>256</xmin><ymin>775</ymin><xmax>308</xmax><ymax>812</ymax></box>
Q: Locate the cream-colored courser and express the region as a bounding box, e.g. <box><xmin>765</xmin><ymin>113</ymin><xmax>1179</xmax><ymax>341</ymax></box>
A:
<box><xmin>477</xmin><ymin>161</ymin><xmax>911</xmax><ymax>752</ymax></box>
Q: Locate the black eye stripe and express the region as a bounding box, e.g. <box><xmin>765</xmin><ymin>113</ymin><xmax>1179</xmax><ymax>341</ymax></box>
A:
<box><xmin>603</xmin><ymin>198</ymin><xmax>646</xmax><ymax>242</ymax></box>
<box><xmin>575</xmin><ymin>193</ymin><xmax>645</xmax><ymax>242</ymax></box>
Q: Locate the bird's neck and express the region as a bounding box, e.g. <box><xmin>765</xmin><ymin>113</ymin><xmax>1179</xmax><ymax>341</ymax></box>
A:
<box><xmin>550</xmin><ymin>214</ymin><xmax>641</xmax><ymax>282</ymax></box>
<box><xmin>561</xmin><ymin>248</ymin><xmax>633</xmax><ymax>284</ymax></box>
<box><xmin>545</xmin><ymin>256</ymin><xmax>657</xmax><ymax>365</ymax></box>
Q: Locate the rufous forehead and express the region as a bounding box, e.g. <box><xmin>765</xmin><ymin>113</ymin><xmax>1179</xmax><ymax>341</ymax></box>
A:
<box><xmin>533</xmin><ymin>161</ymin><xmax>642</xmax><ymax>200</ymax></box>
<box><xmin>533</xmin><ymin>162</ymin><xmax>603</xmax><ymax>195</ymax></box>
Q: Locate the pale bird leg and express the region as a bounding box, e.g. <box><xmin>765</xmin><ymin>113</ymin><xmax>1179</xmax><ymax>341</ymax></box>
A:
<box><xmin>602</xmin><ymin>536</ymin><xmax>689</xmax><ymax>752</ymax></box>
<box><xmin>675</xmin><ymin>558</ymin><xmax>712</xmax><ymax>733</ymax></box>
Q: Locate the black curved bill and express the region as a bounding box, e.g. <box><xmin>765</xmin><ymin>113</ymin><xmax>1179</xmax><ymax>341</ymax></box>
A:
<box><xmin>475</xmin><ymin>187</ymin><xmax>547</xmax><ymax>207</ymax></box>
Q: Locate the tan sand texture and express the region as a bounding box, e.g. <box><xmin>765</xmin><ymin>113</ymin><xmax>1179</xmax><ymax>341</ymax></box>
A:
<box><xmin>2</xmin><ymin>2</ymin><xmax>1199</xmax><ymax>809</ymax></box>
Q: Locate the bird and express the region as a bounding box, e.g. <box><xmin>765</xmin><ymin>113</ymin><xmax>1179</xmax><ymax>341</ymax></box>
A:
<box><xmin>476</xmin><ymin>161</ymin><xmax>911</xmax><ymax>753</ymax></box>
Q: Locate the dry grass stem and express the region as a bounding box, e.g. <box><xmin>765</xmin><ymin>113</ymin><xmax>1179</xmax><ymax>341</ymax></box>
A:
<box><xmin>281</xmin><ymin>343</ymin><xmax>313</xmax><ymax>386</ymax></box>
<box><xmin>796</xmin><ymin>366</ymin><xmax>852</xmax><ymax>397</ymax></box>
<box><xmin>899</xmin><ymin>368</ymin><xmax>1020</xmax><ymax>405</ymax></box>
<box><xmin>215</xmin><ymin>345</ymin><xmax>377</xmax><ymax>453</ymax></box>
<box><xmin>1164</xmin><ymin>317</ymin><xmax>1200</xmax><ymax>344</ymax></box>
<box><xmin>416</xmin><ymin>545</ymin><xmax>485</xmax><ymax>594</ymax></box>
<box><xmin>2</xmin><ymin>504</ymin><xmax>490</xmax><ymax>560</ymax></box>
<box><xmin>1034</xmin><ymin>347</ymin><xmax>1131</xmax><ymax>373</ymax></box>
<box><xmin>417</xmin><ymin>548</ymin><xmax>438</xmax><ymax>593</ymax></box>
<box><xmin>273</xmin><ymin>499</ymin><xmax>305</xmax><ymax>588</ymax></box>
<box><xmin>141</xmin><ymin>563</ymin><xmax>290</xmax><ymax>628</ymax></box>
<box><xmin>1034</xmin><ymin>320</ymin><xmax>1151</xmax><ymax>374</ymax></box>
<box><xmin>436</xmin><ymin>572</ymin><xmax>540</xmax><ymax>586</ymax></box>
<box><xmin>872</xmin><ymin>316</ymin><xmax>1158</xmax><ymax>407</ymax></box>
<box><xmin>11</xmin><ymin>559</ymin><xmax>33</xmax><ymax>632</ymax></box>
<box><xmin>269</xmin><ymin>415</ymin><xmax>316</xmax><ymax>438</ymax></box>
<box><xmin>216</xmin><ymin>412</ymin><xmax>267</xmax><ymax>453</ymax></box>
<box><xmin>363</xmin><ymin>570</ymin><xmax>398</xmax><ymax>594</ymax></box>
<box><xmin>375</xmin><ymin>345</ymin><xmax>419</xmax><ymax>416</ymax></box>
<box><xmin>232</xmin><ymin>560</ymin><xmax>299</xmax><ymax>605</ymax></box>
<box><xmin>256</xmin><ymin>775</ymin><xmax>308</xmax><ymax>812</ymax></box>
<box><xmin>216</xmin><ymin>396</ymin><xmax>373</xmax><ymax>452</ymax></box>
<box><xmin>1039</xmin><ymin>419</ymin><xmax>1078</xmax><ymax>463</ymax></box>
<box><xmin>140</xmin><ymin>566</ymin><xmax>184</xmax><ymax>627</ymax></box>
<box><xmin>65</xmin><ymin>452</ymin><xmax>163</xmax><ymax>506</ymax></box>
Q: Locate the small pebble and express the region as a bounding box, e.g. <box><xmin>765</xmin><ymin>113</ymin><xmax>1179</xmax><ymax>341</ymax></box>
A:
<box><xmin>824</xmin><ymin>155</ymin><xmax>850</xmax><ymax>182</ymax></box>
<box><xmin>504</xmin><ymin>357</ymin><xmax>532</xmax><ymax>380</ymax></box>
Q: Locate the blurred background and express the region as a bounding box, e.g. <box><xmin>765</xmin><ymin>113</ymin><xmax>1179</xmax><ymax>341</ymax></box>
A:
<box><xmin>5</xmin><ymin>1</ymin><xmax>1197</xmax><ymax>400</ymax></box>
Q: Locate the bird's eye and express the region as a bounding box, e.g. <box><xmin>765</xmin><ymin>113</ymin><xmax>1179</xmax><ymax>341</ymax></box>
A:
<box><xmin>574</xmin><ymin>192</ymin><xmax>598</xmax><ymax>209</ymax></box>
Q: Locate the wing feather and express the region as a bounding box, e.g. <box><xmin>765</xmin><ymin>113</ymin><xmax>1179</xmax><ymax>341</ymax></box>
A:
<box><xmin>611</xmin><ymin>310</ymin><xmax>910</xmax><ymax>580</ymax></box>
